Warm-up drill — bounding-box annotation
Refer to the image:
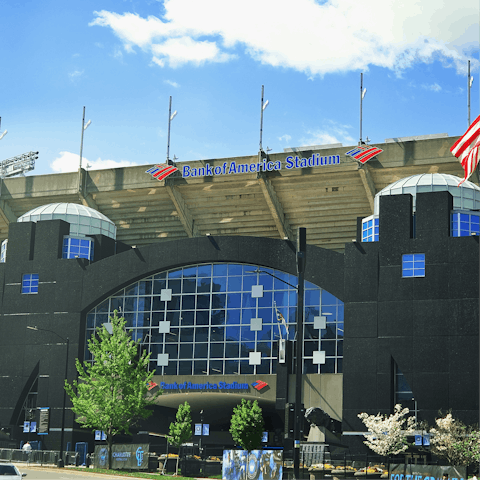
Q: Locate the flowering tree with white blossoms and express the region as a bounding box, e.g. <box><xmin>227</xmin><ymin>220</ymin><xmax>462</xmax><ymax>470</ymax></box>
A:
<box><xmin>358</xmin><ymin>404</ymin><xmax>416</xmax><ymax>456</ymax></box>
<box><xmin>429</xmin><ymin>413</ymin><xmax>480</xmax><ymax>466</ymax></box>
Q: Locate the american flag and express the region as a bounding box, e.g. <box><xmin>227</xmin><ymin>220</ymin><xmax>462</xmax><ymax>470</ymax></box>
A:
<box><xmin>450</xmin><ymin>115</ymin><xmax>480</xmax><ymax>186</ymax></box>
<box><xmin>274</xmin><ymin>302</ymin><xmax>289</xmax><ymax>339</ymax></box>
<box><xmin>345</xmin><ymin>145</ymin><xmax>383</xmax><ymax>164</ymax></box>
<box><xmin>146</xmin><ymin>163</ymin><xmax>178</xmax><ymax>181</ymax></box>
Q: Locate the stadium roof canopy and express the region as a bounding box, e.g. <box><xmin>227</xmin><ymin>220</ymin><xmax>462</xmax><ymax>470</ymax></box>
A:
<box><xmin>0</xmin><ymin>135</ymin><xmax>468</xmax><ymax>252</ymax></box>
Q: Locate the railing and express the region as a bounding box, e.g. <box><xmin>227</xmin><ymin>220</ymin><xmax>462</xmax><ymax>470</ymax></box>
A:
<box><xmin>0</xmin><ymin>448</ymin><xmax>79</xmax><ymax>466</ymax></box>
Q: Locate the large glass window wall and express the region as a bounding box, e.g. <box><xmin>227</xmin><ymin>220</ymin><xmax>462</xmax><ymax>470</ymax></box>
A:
<box><xmin>86</xmin><ymin>263</ymin><xmax>344</xmax><ymax>375</ymax></box>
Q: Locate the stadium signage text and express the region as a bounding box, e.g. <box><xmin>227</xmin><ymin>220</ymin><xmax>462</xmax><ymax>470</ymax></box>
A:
<box><xmin>182</xmin><ymin>154</ymin><xmax>340</xmax><ymax>178</ymax></box>
<box><xmin>160</xmin><ymin>381</ymin><xmax>249</xmax><ymax>391</ymax></box>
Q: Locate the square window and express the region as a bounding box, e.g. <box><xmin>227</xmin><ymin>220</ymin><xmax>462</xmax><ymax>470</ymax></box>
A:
<box><xmin>402</xmin><ymin>254</ymin><xmax>425</xmax><ymax>278</ymax></box>
<box><xmin>22</xmin><ymin>274</ymin><xmax>39</xmax><ymax>294</ymax></box>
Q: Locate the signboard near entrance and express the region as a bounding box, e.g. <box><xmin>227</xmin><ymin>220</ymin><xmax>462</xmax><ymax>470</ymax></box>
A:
<box><xmin>94</xmin><ymin>444</ymin><xmax>149</xmax><ymax>470</ymax></box>
<box><xmin>37</xmin><ymin>408</ymin><xmax>49</xmax><ymax>435</ymax></box>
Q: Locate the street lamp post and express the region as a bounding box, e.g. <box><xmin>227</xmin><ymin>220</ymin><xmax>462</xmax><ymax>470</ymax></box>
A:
<box><xmin>294</xmin><ymin>227</ymin><xmax>306</xmax><ymax>479</ymax></box>
<box><xmin>27</xmin><ymin>326</ymin><xmax>69</xmax><ymax>468</ymax></box>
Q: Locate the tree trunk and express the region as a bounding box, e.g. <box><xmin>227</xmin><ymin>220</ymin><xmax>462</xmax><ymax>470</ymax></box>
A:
<box><xmin>107</xmin><ymin>429</ymin><xmax>113</xmax><ymax>470</ymax></box>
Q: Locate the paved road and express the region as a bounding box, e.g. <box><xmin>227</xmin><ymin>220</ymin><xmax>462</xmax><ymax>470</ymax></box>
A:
<box><xmin>15</xmin><ymin>465</ymin><xmax>152</xmax><ymax>479</ymax></box>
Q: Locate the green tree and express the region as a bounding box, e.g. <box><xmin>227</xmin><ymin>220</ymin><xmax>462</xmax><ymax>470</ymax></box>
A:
<box><xmin>230</xmin><ymin>399</ymin><xmax>265</xmax><ymax>452</ymax></box>
<box><xmin>65</xmin><ymin>310</ymin><xmax>160</xmax><ymax>469</ymax></box>
<box><xmin>167</xmin><ymin>402</ymin><xmax>193</xmax><ymax>475</ymax></box>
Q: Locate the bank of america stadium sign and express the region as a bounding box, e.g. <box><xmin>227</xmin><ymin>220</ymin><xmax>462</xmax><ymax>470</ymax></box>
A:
<box><xmin>146</xmin><ymin>154</ymin><xmax>340</xmax><ymax>181</ymax></box>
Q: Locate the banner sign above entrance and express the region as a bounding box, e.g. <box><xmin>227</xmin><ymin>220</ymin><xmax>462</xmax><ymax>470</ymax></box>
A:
<box><xmin>160</xmin><ymin>381</ymin><xmax>249</xmax><ymax>391</ymax></box>
<box><xmin>182</xmin><ymin>155</ymin><xmax>340</xmax><ymax>178</ymax></box>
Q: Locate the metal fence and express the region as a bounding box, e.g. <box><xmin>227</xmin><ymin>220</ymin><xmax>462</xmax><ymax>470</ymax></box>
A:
<box><xmin>0</xmin><ymin>448</ymin><xmax>79</xmax><ymax>466</ymax></box>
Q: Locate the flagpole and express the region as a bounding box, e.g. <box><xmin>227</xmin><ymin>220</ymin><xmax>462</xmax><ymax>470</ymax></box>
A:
<box><xmin>359</xmin><ymin>73</ymin><xmax>363</xmax><ymax>145</ymax></box>
<box><xmin>468</xmin><ymin>60</ymin><xmax>471</xmax><ymax>126</ymax></box>
<box><xmin>167</xmin><ymin>96</ymin><xmax>172</xmax><ymax>165</ymax></box>
<box><xmin>78</xmin><ymin>106</ymin><xmax>86</xmax><ymax>195</ymax></box>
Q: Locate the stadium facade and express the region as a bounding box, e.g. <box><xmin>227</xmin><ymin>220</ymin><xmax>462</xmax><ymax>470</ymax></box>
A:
<box><xmin>0</xmin><ymin>133</ymin><xmax>478</xmax><ymax>454</ymax></box>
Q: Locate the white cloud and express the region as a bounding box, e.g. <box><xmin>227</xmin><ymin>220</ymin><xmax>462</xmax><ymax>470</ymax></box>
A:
<box><xmin>68</xmin><ymin>69</ymin><xmax>84</xmax><ymax>80</ymax></box>
<box><xmin>50</xmin><ymin>152</ymin><xmax>138</xmax><ymax>173</ymax></box>
<box><xmin>422</xmin><ymin>83</ymin><xmax>442</xmax><ymax>92</ymax></box>
<box><xmin>165</xmin><ymin>79</ymin><xmax>180</xmax><ymax>88</ymax></box>
<box><xmin>113</xmin><ymin>46</ymin><xmax>124</xmax><ymax>62</ymax></box>
<box><xmin>90</xmin><ymin>0</ymin><xmax>478</xmax><ymax>75</ymax></box>
<box><xmin>152</xmin><ymin>36</ymin><xmax>233</xmax><ymax>67</ymax></box>
<box><xmin>278</xmin><ymin>134</ymin><xmax>292</xmax><ymax>142</ymax></box>
<box><xmin>300</xmin><ymin>120</ymin><xmax>355</xmax><ymax>146</ymax></box>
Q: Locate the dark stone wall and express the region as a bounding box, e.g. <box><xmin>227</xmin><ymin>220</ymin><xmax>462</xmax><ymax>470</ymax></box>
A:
<box><xmin>2</xmin><ymin>191</ymin><xmax>478</xmax><ymax>454</ymax></box>
<box><xmin>0</xmin><ymin>221</ymin><xmax>344</xmax><ymax>450</ymax></box>
<box><xmin>342</xmin><ymin>192</ymin><xmax>479</xmax><ymax>452</ymax></box>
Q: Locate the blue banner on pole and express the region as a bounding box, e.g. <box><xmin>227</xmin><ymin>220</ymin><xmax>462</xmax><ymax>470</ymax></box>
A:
<box><xmin>195</xmin><ymin>424</ymin><xmax>202</xmax><ymax>435</ymax></box>
<box><xmin>203</xmin><ymin>424</ymin><xmax>209</xmax><ymax>436</ymax></box>
<box><xmin>23</xmin><ymin>422</ymin><xmax>30</xmax><ymax>433</ymax></box>
<box><xmin>415</xmin><ymin>435</ymin><xmax>422</xmax><ymax>446</ymax></box>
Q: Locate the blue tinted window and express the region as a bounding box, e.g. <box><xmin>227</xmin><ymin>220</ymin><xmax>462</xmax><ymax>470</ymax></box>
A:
<box><xmin>402</xmin><ymin>254</ymin><xmax>425</xmax><ymax>278</ymax></box>
<box><xmin>451</xmin><ymin>212</ymin><xmax>480</xmax><ymax>237</ymax></box>
<box><xmin>86</xmin><ymin>262</ymin><xmax>344</xmax><ymax>376</ymax></box>
<box><xmin>62</xmin><ymin>236</ymin><xmax>94</xmax><ymax>260</ymax></box>
<box><xmin>362</xmin><ymin>216</ymin><xmax>379</xmax><ymax>242</ymax></box>
<box><xmin>22</xmin><ymin>274</ymin><xmax>39</xmax><ymax>294</ymax></box>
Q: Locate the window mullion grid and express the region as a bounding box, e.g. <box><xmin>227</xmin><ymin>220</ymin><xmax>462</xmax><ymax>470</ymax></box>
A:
<box><xmin>206</xmin><ymin>272</ymin><xmax>213</xmax><ymax>375</ymax></box>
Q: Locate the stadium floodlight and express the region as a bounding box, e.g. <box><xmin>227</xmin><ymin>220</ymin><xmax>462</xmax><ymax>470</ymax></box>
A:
<box><xmin>0</xmin><ymin>151</ymin><xmax>38</xmax><ymax>178</ymax></box>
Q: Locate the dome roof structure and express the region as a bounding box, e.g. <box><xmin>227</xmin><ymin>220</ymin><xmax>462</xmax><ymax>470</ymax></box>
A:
<box><xmin>374</xmin><ymin>173</ymin><xmax>480</xmax><ymax>215</ymax></box>
<box><xmin>17</xmin><ymin>203</ymin><xmax>116</xmax><ymax>239</ymax></box>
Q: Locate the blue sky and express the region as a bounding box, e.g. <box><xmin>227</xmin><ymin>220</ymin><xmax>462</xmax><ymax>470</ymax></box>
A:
<box><xmin>1</xmin><ymin>0</ymin><xmax>479</xmax><ymax>175</ymax></box>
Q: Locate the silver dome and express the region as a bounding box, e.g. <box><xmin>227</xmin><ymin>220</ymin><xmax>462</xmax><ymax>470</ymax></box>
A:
<box><xmin>374</xmin><ymin>173</ymin><xmax>480</xmax><ymax>214</ymax></box>
<box><xmin>17</xmin><ymin>203</ymin><xmax>116</xmax><ymax>239</ymax></box>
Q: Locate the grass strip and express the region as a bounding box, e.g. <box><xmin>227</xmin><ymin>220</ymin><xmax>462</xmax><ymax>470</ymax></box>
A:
<box><xmin>70</xmin><ymin>468</ymin><xmax>193</xmax><ymax>479</ymax></box>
